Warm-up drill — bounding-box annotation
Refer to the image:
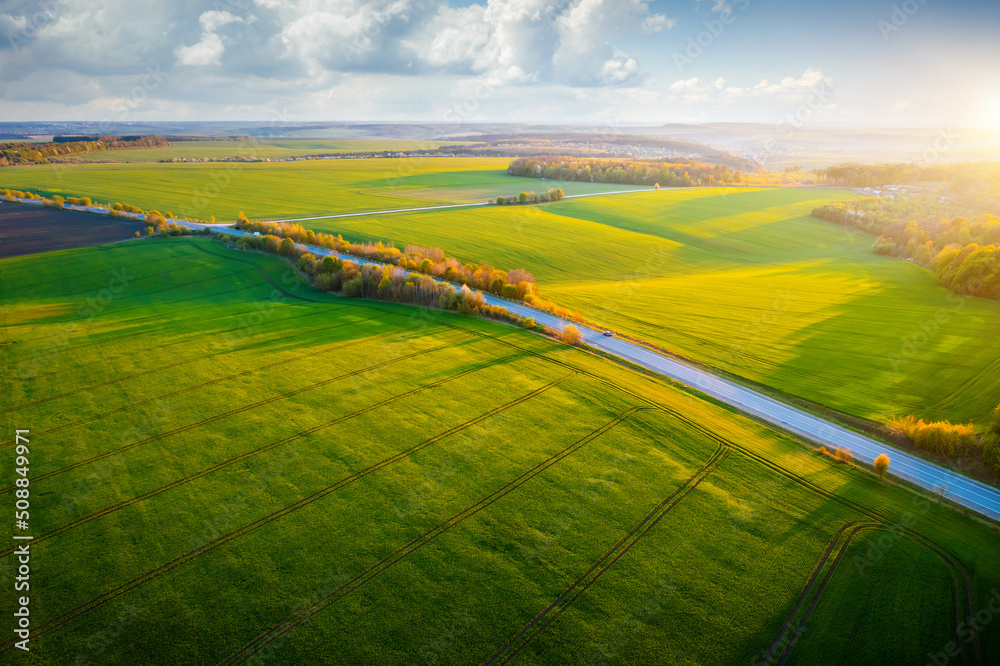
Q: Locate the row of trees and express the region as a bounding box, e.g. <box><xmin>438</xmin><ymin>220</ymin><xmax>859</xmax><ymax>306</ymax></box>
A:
<box><xmin>889</xmin><ymin>407</ymin><xmax>1000</xmax><ymax>475</ymax></box>
<box><xmin>507</xmin><ymin>156</ymin><xmax>739</xmax><ymax>188</ymax></box>
<box><xmin>0</xmin><ymin>135</ymin><xmax>169</xmax><ymax>166</ymax></box>
<box><xmin>225</xmin><ymin>231</ymin><xmax>548</xmax><ymax>332</ymax></box>
<box><xmin>233</xmin><ymin>217</ymin><xmax>538</xmax><ymax>301</ymax></box>
<box><xmin>495</xmin><ymin>188</ymin><xmax>564</xmax><ymax>205</ymax></box>
<box><xmin>816</xmin><ymin>162</ymin><xmax>1000</xmax><ymax>191</ymax></box>
<box><xmin>813</xmin><ymin>201</ymin><xmax>1000</xmax><ymax>301</ymax></box>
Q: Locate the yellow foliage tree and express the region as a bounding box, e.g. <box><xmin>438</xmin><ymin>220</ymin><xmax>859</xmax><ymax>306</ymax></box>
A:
<box><xmin>560</xmin><ymin>325</ymin><xmax>583</xmax><ymax>345</ymax></box>
<box><xmin>873</xmin><ymin>454</ymin><xmax>890</xmax><ymax>479</ymax></box>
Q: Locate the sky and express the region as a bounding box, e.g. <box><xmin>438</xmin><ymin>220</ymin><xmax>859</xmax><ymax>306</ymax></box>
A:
<box><xmin>0</xmin><ymin>0</ymin><xmax>998</xmax><ymax>128</ymax></box>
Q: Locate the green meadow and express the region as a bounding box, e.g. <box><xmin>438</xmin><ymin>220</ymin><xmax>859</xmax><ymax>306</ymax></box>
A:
<box><xmin>0</xmin><ymin>158</ymin><xmax>644</xmax><ymax>221</ymax></box>
<box><xmin>1</xmin><ymin>238</ymin><xmax>996</xmax><ymax>664</ymax></box>
<box><xmin>301</xmin><ymin>186</ymin><xmax>1000</xmax><ymax>428</ymax></box>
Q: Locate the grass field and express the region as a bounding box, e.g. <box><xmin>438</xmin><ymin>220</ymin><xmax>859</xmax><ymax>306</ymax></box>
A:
<box><xmin>1</xmin><ymin>238</ymin><xmax>998</xmax><ymax>664</ymax></box>
<box><xmin>0</xmin><ymin>158</ymin><xmax>645</xmax><ymax>222</ymax></box>
<box><xmin>59</xmin><ymin>139</ymin><xmax>482</xmax><ymax>163</ymax></box>
<box><xmin>291</xmin><ymin>186</ymin><xmax>1000</xmax><ymax>428</ymax></box>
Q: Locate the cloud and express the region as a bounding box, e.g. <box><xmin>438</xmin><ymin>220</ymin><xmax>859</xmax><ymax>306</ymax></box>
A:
<box><xmin>175</xmin><ymin>10</ymin><xmax>250</xmax><ymax>67</ymax></box>
<box><xmin>892</xmin><ymin>99</ymin><xmax>912</xmax><ymax>113</ymax></box>
<box><xmin>668</xmin><ymin>68</ymin><xmax>834</xmax><ymax>106</ymax></box>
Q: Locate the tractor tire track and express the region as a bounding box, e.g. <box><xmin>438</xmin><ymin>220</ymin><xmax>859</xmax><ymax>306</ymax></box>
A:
<box><xmin>481</xmin><ymin>444</ymin><xmax>729</xmax><ymax>665</ymax></box>
<box><xmin>0</xmin><ymin>370</ymin><xmax>569</xmax><ymax>652</ymax></box>
<box><xmin>218</xmin><ymin>404</ymin><xmax>636</xmax><ymax>665</ymax></box>
<box><xmin>18</xmin><ymin>302</ymin><xmax>337</xmax><ymax>384</ymax></box>
<box><xmin>0</xmin><ymin>331</ymin><xmax>472</xmax><ymax>498</ymax></box>
<box><xmin>0</xmin><ymin>311</ymin><xmax>395</xmax><ymax>450</ymax></box>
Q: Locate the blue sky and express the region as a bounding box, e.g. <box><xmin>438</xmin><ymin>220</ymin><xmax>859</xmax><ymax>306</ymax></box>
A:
<box><xmin>0</xmin><ymin>0</ymin><xmax>997</xmax><ymax>127</ymax></box>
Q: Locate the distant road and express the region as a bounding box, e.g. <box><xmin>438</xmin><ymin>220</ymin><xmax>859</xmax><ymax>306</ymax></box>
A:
<box><xmin>7</xmin><ymin>196</ymin><xmax>1000</xmax><ymax>521</ymax></box>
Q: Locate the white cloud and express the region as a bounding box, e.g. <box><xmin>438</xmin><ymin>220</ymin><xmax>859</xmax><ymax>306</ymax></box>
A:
<box><xmin>175</xmin><ymin>10</ymin><xmax>251</xmax><ymax>67</ymax></box>
<box><xmin>175</xmin><ymin>33</ymin><xmax>225</xmax><ymax>66</ymax></box>
<box><xmin>671</xmin><ymin>77</ymin><xmax>700</xmax><ymax>91</ymax></box>
<box><xmin>892</xmin><ymin>99</ymin><xmax>912</xmax><ymax>113</ymax></box>
<box><xmin>668</xmin><ymin>68</ymin><xmax>834</xmax><ymax>107</ymax></box>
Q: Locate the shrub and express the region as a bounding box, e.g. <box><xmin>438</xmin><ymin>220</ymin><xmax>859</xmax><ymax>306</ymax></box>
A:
<box><xmin>560</xmin><ymin>325</ymin><xmax>583</xmax><ymax>345</ymax></box>
<box><xmin>834</xmin><ymin>447</ymin><xmax>854</xmax><ymax>464</ymax></box>
<box><xmin>983</xmin><ymin>434</ymin><xmax>1000</xmax><ymax>474</ymax></box>
<box><xmin>522</xmin><ymin>317</ymin><xmax>536</xmax><ymax>330</ymax></box>
<box><xmin>888</xmin><ymin>415</ymin><xmax>977</xmax><ymax>457</ymax></box>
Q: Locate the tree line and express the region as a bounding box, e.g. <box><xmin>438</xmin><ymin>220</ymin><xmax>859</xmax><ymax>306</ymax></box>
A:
<box><xmin>224</xmin><ymin>231</ymin><xmax>548</xmax><ymax>333</ymax></box>
<box><xmin>813</xmin><ymin>201</ymin><xmax>1000</xmax><ymax>301</ymax></box>
<box><xmin>0</xmin><ymin>135</ymin><xmax>169</xmax><ymax>166</ymax></box>
<box><xmin>507</xmin><ymin>156</ymin><xmax>739</xmax><ymax>187</ymax></box>
<box><xmin>815</xmin><ymin>162</ymin><xmax>1000</xmax><ymax>191</ymax></box>
<box><xmin>234</xmin><ymin>217</ymin><xmax>538</xmax><ymax>302</ymax></box>
<box><xmin>231</xmin><ymin>217</ymin><xmax>598</xmax><ymax>328</ymax></box>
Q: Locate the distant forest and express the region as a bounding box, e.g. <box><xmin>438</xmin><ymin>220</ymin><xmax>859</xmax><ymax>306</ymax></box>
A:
<box><xmin>507</xmin><ymin>156</ymin><xmax>739</xmax><ymax>187</ymax></box>
<box><xmin>815</xmin><ymin>162</ymin><xmax>1000</xmax><ymax>190</ymax></box>
<box><xmin>0</xmin><ymin>135</ymin><xmax>169</xmax><ymax>166</ymax></box>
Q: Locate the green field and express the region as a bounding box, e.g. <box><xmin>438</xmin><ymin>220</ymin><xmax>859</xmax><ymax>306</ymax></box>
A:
<box><xmin>59</xmin><ymin>139</ymin><xmax>482</xmax><ymax>163</ymax></box>
<box><xmin>0</xmin><ymin>158</ymin><xmax>645</xmax><ymax>221</ymax></box>
<box><xmin>1</xmin><ymin>238</ymin><xmax>998</xmax><ymax>664</ymax></box>
<box><xmin>286</xmin><ymin>186</ymin><xmax>1000</xmax><ymax>428</ymax></box>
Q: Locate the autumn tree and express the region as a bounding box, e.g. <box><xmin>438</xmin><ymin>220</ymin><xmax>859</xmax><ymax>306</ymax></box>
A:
<box><xmin>560</xmin><ymin>325</ymin><xmax>583</xmax><ymax>345</ymax></box>
<box><xmin>835</xmin><ymin>447</ymin><xmax>854</xmax><ymax>465</ymax></box>
<box><xmin>873</xmin><ymin>454</ymin><xmax>890</xmax><ymax>479</ymax></box>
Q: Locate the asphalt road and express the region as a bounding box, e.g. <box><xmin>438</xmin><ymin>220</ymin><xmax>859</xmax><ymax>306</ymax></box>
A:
<box><xmin>7</xmin><ymin>197</ymin><xmax>999</xmax><ymax>521</ymax></box>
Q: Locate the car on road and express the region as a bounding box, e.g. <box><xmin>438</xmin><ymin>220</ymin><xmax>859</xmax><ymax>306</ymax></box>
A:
<box><xmin>603</xmin><ymin>330</ymin><xmax>613</xmax><ymax>337</ymax></box>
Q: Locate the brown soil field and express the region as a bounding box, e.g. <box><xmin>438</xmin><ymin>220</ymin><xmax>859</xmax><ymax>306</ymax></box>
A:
<box><xmin>0</xmin><ymin>201</ymin><xmax>146</xmax><ymax>259</ymax></box>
